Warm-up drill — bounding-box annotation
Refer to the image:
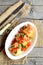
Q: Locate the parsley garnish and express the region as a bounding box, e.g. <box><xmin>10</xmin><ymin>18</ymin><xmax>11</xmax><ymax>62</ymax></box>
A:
<box><xmin>21</xmin><ymin>44</ymin><xmax>26</xmax><ymax>48</ymax></box>
<box><xmin>14</xmin><ymin>51</ymin><xmax>17</xmax><ymax>54</ymax></box>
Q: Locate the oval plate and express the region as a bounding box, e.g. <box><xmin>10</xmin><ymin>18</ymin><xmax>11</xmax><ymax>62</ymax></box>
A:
<box><xmin>5</xmin><ymin>21</ymin><xmax>38</xmax><ymax>60</ymax></box>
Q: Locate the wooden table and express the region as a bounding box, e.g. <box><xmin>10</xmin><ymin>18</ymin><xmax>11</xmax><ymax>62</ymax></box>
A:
<box><xmin>0</xmin><ymin>0</ymin><xmax>43</xmax><ymax>65</ymax></box>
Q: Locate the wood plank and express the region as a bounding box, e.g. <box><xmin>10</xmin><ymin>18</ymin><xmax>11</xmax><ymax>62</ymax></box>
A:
<box><xmin>28</xmin><ymin>48</ymin><xmax>43</xmax><ymax>58</ymax></box>
<box><xmin>0</xmin><ymin>0</ymin><xmax>43</xmax><ymax>5</ymax></box>
<box><xmin>31</xmin><ymin>0</ymin><xmax>43</xmax><ymax>5</ymax></box>
<box><xmin>0</xmin><ymin>0</ymin><xmax>43</xmax><ymax>65</ymax></box>
<box><xmin>26</xmin><ymin>6</ymin><xmax>43</xmax><ymax>19</ymax></box>
<box><xmin>0</xmin><ymin>0</ymin><xmax>18</xmax><ymax>5</ymax></box>
<box><xmin>22</xmin><ymin>0</ymin><xmax>43</xmax><ymax>5</ymax></box>
<box><xmin>15</xmin><ymin>57</ymin><xmax>43</xmax><ymax>65</ymax></box>
<box><xmin>26</xmin><ymin>58</ymin><xmax>43</xmax><ymax>65</ymax></box>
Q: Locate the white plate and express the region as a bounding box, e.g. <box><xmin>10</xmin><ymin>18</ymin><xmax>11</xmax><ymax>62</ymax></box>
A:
<box><xmin>5</xmin><ymin>21</ymin><xmax>38</xmax><ymax>60</ymax></box>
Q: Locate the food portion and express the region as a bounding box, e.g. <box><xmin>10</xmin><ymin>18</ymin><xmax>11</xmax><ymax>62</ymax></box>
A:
<box><xmin>9</xmin><ymin>24</ymin><xmax>35</xmax><ymax>56</ymax></box>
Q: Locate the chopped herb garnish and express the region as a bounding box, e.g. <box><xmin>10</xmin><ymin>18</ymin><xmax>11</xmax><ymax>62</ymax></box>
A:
<box><xmin>29</xmin><ymin>37</ymin><xmax>32</xmax><ymax>39</ymax></box>
<box><xmin>22</xmin><ymin>26</ymin><xmax>27</xmax><ymax>29</ymax></box>
<box><xmin>11</xmin><ymin>45</ymin><xmax>14</xmax><ymax>48</ymax></box>
<box><xmin>21</xmin><ymin>33</ymin><xmax>25</xmax><ymax>37</ymax></box>
<box><xmin>14</xmin><ymin>51</ymin><xmax>17</xmax><ymax>54</ymax></box>
<box><xmin>21</xmin><ymin>44</ymin><xmax>26</xmax><ymax>48</ymax></box>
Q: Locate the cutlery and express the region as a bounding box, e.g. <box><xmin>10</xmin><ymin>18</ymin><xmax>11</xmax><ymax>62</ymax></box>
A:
<box><xmin>0</xmin><ymin>3</ymin><xmax>30</xmax><ymax>35</ymax></box>
<box><xmin>0</xmin><ymin>1</ymin><xmax>23</xmax><ymax>25</ymax></box>
<box><xmin>0</xmin><ymin>3</ymin><xmax>25</xmax><ymax>27</ymax></box>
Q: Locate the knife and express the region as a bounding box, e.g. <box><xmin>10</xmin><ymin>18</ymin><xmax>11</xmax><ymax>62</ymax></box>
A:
<box><xmin>0</xmin><ymin>3</ymin><xmax>25</xmax><ymax>35</ymax></box>
<box><xmin>0</xmin><ymin>3</ymin><xmax>30</xmax><ymax>35</ymax></box>
<box><xmin>0</xmin><ymin>1</ymin><xmax>23</xmax><ymax>25</ymax></box>
<box><xmin>0</xmin><ymin>3</ymin><xmax>25</xmax><ymax>26</ymax></box>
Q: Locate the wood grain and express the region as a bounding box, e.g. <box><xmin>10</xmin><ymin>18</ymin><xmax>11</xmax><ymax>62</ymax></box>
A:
<box><xmin>0</xmin><ymin>5</ymin><xmax>43</xmax><ymax>19</ymax></box>
<box><xmin>28</xmin><ymin>48</ymin><xmax>43</xmax><ymax>58</ymax></box>
<box><xmin>0</xmin><ymin>0</ymin><xmax>18</xmax><ymax>5</ymax></box>
<box><xmin>27</xmin><ymin>57</ymin><xmax>43</xmax><ymax>65</ymax></box>
<box><xmin>0</xmin><ymin>0</ymin><xmax>43</xmax><ymax>65</ymax></box>
<box><xmin>0</xmin><ymin>0</ymin><xmax>43</xmax><ymax>5</ymax></box>
<box><xmin>25</xmin><ymin>6</ymin><xmax>43</xmax><ymax>19</ymax></box>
